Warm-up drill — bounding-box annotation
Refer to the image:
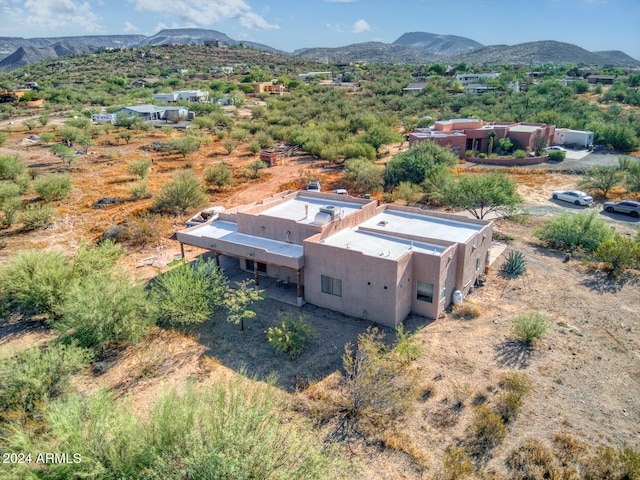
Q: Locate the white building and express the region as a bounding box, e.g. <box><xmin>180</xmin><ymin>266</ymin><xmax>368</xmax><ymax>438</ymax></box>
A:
<box><xmin>456</xmin><ymin>72</ymin><xmax>501</xmax><ymax>85</ymax></box>
<box><xmin>152</xmin><ymin>90</ymin><xmax>209</xmax><ymax>103</ymax></box>
<box><xmin>90</xmin><ymin>113</ymin><xmax>117</xmax><ymax>124</ymax></box>
<box><xmin>554</xmin><ymin>128</ymin><xmax>594</xmax><ymax>148</ymax></box>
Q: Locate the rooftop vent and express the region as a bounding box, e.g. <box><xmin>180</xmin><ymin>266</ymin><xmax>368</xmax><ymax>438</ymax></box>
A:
<box><xmin>377</xmin><ymin>220</ymin><xmax>389</xmax><ymax>227</ymax></box>
<box><xmin>319</xmin><ymin>205</ymin><xmax>338</xmax><ymax>220</ymax></box>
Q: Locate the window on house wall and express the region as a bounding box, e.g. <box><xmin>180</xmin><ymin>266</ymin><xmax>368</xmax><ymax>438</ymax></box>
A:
<box><xmin>321</xmin><ymin>275</ymin><xmax>342</xmax><ymax>297</ymax></box>
<box><xmin>417</xmin><ymin>281</ymin><xmax>433</xmax><ymax>303</ymax></box>
<box><xmin>476</xmin><ymin>257</ymin><xmax>481</xmax><ymax>271</ymax></box>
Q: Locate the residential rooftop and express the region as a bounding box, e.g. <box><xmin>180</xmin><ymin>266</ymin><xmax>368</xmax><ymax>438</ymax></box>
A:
<box><xmin>322</xmin><ymin>228</ymin><xmax>447</xmax><ymax>260</ymax></box>
<box><xmin>258</xmin><ymin>195</ymin><xmax>364</xmax><ymax>225</ymax></box>
<box><xmin>359</xmin><ymin>209</ymin><xmax>484</xmax><ymax>244</ymax></box>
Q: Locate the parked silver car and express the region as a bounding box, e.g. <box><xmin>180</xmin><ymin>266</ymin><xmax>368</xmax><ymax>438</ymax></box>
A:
<box><xmin>603</xmin><ymin>200</ymin><xmax>640</xmax><ymax>218</ymax></box>
<box><xmin>551</xmin><ymin>190</ymin><xmax>593</xmax><ymax>206</ymax></box>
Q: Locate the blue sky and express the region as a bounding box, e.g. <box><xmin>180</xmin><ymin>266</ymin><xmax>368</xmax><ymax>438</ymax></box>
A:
<box><xmin>1</xmin><ymin>0</ymin><xmax>639</xmax><ymax>59</ymax></box>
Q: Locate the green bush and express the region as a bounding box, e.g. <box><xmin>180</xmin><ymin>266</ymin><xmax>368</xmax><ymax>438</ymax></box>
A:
<box><xmin>129</xmin><ymin>179</ymin><xmax>149</xmax><ymax>199</ymax></box>
<box><xmin>153</xmin><ymin>169</ymin><xmax>208</xmax><ymax>214</ymax></box>
<box><xmin>125</xmin><ymin>215</ymin><xmax>159</xmax><ymax>246</ymax></box>
<box><xmin>204</xmin><ymin>163</ymin><xmax>233</xmax><ymax>188</ymax></box>
<box><xmin>1</xmin><ymin>196</ymin><xmax>22</xmax><ymax>227</ymax></box>
<box><xmin>56</xmin><ymin>270</ymin><xmax>156</xmax><ymax>352</ymax></box>
<box><xmin>152</xmin><ymin>259</ymin><xmax>226</xmax><ymax>325</ymax></box>
<box><xmin>127</xmin><ymin>159</ymin><xmax>152</xmax><ymax>179</ymax></box>
<box><xmin>547</xmin><ymin>150</ymin><xmax>566</xmax><ymax>161</ymax></box>
<box><xmin>0</xmin><ymin>181</ymin><xmax>21</xmax><ymax>202</ymax></box>
<box><xmin>0</xmin><ymin>343</ymin><xmax>91</xmax><ymax>424</ymax></box>
<box><xmin>21</xmin><ymin>203</ymin><xmax>55</xmax><ymax>230</ymax></box>
<box><xmin>34</xmin><ymin>173</ymin><xmax>73</xmax><ymax>202</ymax></box>
<box><xmin>5</xmin><ymin>379</ymin><xmax>339</xmax><ymax>479</ymax></box>
<box><xmin>501</xmin><ymin>250</ymin><xmax>527</xmax><ymax>277</ymax></box>
<box><xmin>514</xmin><ymin>149</ymin><xmax>527</xmax><ymax>159</ymax></box>
<box><xmin>535</xmin><ymin>211</ymin><xmax>613</xmax><ymax>253</ymax></box>
<box><xmin>512</xmin><ymin>312</ymin><xmax>551</xmax><ymax>345</ymax></box>
<box><xmin>0</xmin><ymin>153</ymin><xmax>26</xmax><ymax>180</ymax></box>
<box><xmin>595</xmin><ymin>233</ymin><xmax>640</xmax><ymax>278</ymax></box>
<box><xmin>468</xmin><ymin>405</ymin><xmax>507</xmax><ymax>453</ymax></box>
<box><xmin>267</xmin><ymin>314</ymin><xmax>315</xmax><ymax>358</ymax></box>
<box><xmin>73</xmin><ymin>239</ymin><xmax>126</xmax><ymax>277</ymax></box>
<box><xmin>246</xmin><ymin>159</ymin><xmax>268</xmax><ymax>178</ymax></box>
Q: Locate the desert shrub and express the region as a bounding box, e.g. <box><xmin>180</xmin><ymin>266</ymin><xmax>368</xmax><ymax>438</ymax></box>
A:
<box><xmin>382</xmin><ymin>429</ymin><xmax>432</xmax><ymax>470</ymax></box>
<box><xmin>497</xmin><ymin>372</ymin><xmax>533</xmax><ymax>424</ymax></box>
<box><xmin>101</xmin><ymin>224</ymin><xmax>128</xmax><ymax>243</ymax></box>
<box><xmin>21</xmin><ymin>203</ymin><xmax>55</xmax><ymax>230</ymax></box>
<box><xmin>0</xmin><ymin>181</ymin><xmax>21</xmax><ymax>201</ymax></box>
<box><xmin>451</xmin><ymin>302</ymin><xmax>482</xmax><ymax>319</ymax></box>
<box><xmin>583</xmin><ymin>445</ymin><xmax>640</xmax><ymax>480</ymax></box>
<box><xmin>0</xmin><ymin>153</ymin><xmax>26</xmax><ymax>180</ymax></box>
<box><xmin>514</xmin><ymin>149</ymin><xmax>527</xmax><ymax>159</ymax></box>
<box><xmin>0</xmin><ymin>131</ymin><xmax>7</xmax><ymax>146</ymax></box>
<box><xmin>535</xmin><ymin>211</ymin><xmax>613</xmax><ymax>253</ymax></box>
<box><xmin>478</xmin><ymin>153</ymin><xmax>487</xmax><ymax>158</ymax></box>
<box><xmin>256</xmin><ymin>131</ymin><xmax>274</xmax><ymax>149</ymax></box>
<box><xmin>442</xmin><ymin>446</ymin><xmax>475</xmax><ymax>480</ymax></box>
<box><xmin>129</xmin><ymin>179</ymin><xmax>150</xmax><ymax>199</ymax></box>
<box><xmin>13</xmin><ymin>172</ymin><xmax>30</xmax><ymax>193</ymax></box>
<box><xmin>0</xmin><ymin>343</ymin><xmax>91</xmax><ymax>424</ymax></box>
<box><xmin>339</xmin><ymin>328</ymin><xmax>420</xmax><ymax>435</ymax></box>
<box><xmin>578</xmin><ymin>166</ymin><xmax>623</xmax><ymax>197</ymax></box>
<box><xmin>547</xmin><ymin>149</ymin><xmax>566</xmax><ymax>161</ymax></box>
<box><xmin>507</xmin><ymin>439</ymin><xmax>564</xmax><ymax>480</ymax></box>
<box><xmin>245</xmin><ymin>159</ymin><xmax>267</xmax><ymax>179</ymax></box>
<box><xmin>248</xmin><ymin>140</ymin><xmax>261</xmax><ymax>154</ymax></box>
<box><xmin>230</xmin><ymin>127</ymin><xmax>249</xmax><ymax>142</ymax></box>
<box><xmin>204</xmin><ymin>162</ymin><xmax>233</xmax><ymax>188</ymax></box>
<box><xmin>55</xmin><ymin>269</ymin><xmax>156</xmax><ymax>352</ymax></box>
<box><xmin>512</xmin><ymin>312</ymin><xmax>551</xmax><ymax>345</ymax></box>
<box><xmin>0</xmin><ymin>249</ymin><xmax>75</xmax><ymax>317</ymax></box>
<box><xmin>394</xmin><ymin>324</ymin><xmax>422</xmax><ymax>364</ymax></box>
<box><xmin>5</xmin><ymin>379</ymin><xmax>339</xmax><ymax>479</ymax></box>
<box><xmin>127</xmin><ymin>159</ymin><xmax>152</xmax><ymax>179</ymax></box>
<box><xmin>395</xmin><ymin>181</ymin><xmax>423</xmax><ymax>205</ymax></box>
<box><xmin>267</xmin><ymin>313</ymin><xmax>315</xmax><ymax>358</ymax></box>
<box><xmin>151</xmin><ymin>258</ymin><xmax>226</xmax><ymax>326</ymax></box>
<box><xmin>468</xmin><ymin>405</ymin><xmax>507</xmax><ymax>454</ymax></box>
<box><xmin>125</xmin><ymin>215</ymin><xmax>159</xmax><ymax>246</ymax></box>
<box><xmin>153</xmin><ymin>169</ymin><xmax>208</xmax><ymax>214</ymax></box>
<box><xmin>73</xmin><ymin>239</ymin><xmax>126</xmax><ymax>277</ymax></box>
<box><xmin>595</xmin><ymin>233</ymin><xmax>640</xmax><ymax>278</ymax></box>
<box><xmin>34</xmin><ymin>173</ymin><xmax>73</xmax><ymax>202</ymax></box>
<box><xmin>1</xmin><ymin>196</ymin><xmax>22</xmax><ymax>227</ymax></box>
<box><xmin>343</xmin><ymin>157</ymin><xmax>384</xmax><ymax>192</ymax></box>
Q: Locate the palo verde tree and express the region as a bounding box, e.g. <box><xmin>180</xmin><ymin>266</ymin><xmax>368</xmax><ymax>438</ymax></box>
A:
<box><xmin>441</xmin><ymin>171</ymin><xmax>522</xmax><ymax>219</ymax></box>
<box><xmin>578</xmin><ymin>166</ymin><xmax>623</xmax><ymax>197</ymax></box>
<box><xmin>384</xmin><ymin>141</ymin><xmax>458</xmax><ymax>189</ymax></box>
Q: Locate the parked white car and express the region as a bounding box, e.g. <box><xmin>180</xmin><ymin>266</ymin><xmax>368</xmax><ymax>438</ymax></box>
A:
<box><xmin>603</xmin><ymin>200</ymin><xmax>640</xmax><ymax>218</ymax></box>
<box><xmin>544</xmin><ymin>146</ymin><xmax>568</xmax><ymax>152</ymax></box>
<box><xmin>551</xmin><ymin>190</ymin><xmax>593</xmax><ymax>206</ymax></box>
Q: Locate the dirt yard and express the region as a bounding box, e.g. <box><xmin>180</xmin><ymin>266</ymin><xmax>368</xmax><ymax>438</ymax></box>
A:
<box><xmin>0</xmin><ymin>117</ymin><xmax>639</xmax><ymax>478</ymax></box>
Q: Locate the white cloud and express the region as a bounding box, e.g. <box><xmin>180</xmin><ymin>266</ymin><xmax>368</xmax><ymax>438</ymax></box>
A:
<box><xmin>325</xmin><ymin>23</ymin><xmax>343</xmax><ymax>33</ymax></box>
<box><xmin>131</xmin><ymin>0</ymin><xmax>280</xmax><ymax>30</ymax></box>
<box><xmin>123</xmin><ymin>21</ymin><xmax>138</xmax><ymax>32</ymax></box>
<box><xmin>16</xmin><ymin>0</ymin><xmax>105</xmax><ymax>33</ymax></box>
<box><xmin>352</xmin><ymin>19</ymin><xmax>371</xmax><ymax>33</ymax></box>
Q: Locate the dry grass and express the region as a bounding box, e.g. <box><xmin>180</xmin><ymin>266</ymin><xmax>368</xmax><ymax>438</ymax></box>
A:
<box><xmin>451</xmin><ymin>302</ymin><xmax>483</xmax><ymax>319</ymax></box>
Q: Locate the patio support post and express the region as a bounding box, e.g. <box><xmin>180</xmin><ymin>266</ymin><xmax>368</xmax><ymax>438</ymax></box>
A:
<box><xmin>296</xmin><ymin>269</ymin><xmax>303</xmax><ymax>306</ymax></box>
<box><xmin>214</xmin><ymin>251</ymin><xmax>220</xmax><ymax>267</ymax></box>
<box><xmin>254</xmin><ymin>260</ymin><xmax>259</xmax><ymax>286</ymax></box>
<box><xmin>180</xmin><ymin>242</ymin><xmax>185</xmax><ymax>261</ymax></box>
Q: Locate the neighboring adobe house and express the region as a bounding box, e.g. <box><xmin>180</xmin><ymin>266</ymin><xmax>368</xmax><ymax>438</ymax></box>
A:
<box><xmin>455</xmin><ymin>72</ymin><xmax>501</xmax><ymax>85</ymax></box>
<box><xmin>408</xmin><ymin>118</ymin><xmax>556</xmax><ymax>157</ymax></box>
<box><xmin>175</xmin><ymin>191</ymin><xmax>493</xmax><ymax>327</ymax></box>
<box><xmin>152</xmin><ymin>90</ymin><xmax>209</xmax><ymax>103</ymax></box>
<box><xmin>402</xmin><ymin>82</ymin><xmax>428</xmax><ymax>94</ymax></box>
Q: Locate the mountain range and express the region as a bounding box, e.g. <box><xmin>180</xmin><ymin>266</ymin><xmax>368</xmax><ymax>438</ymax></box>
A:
<box><xmin>0</xmin><ymin>28</ymin><xmax>638</xmax><ymax>72</ymax></box>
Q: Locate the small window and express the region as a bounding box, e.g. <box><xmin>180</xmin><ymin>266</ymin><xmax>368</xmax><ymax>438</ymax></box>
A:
<box><xmin>321</xmin><ymin>275</ymin><xmax>342</xmax><ymax>297</ymax></box>
<box><xmin>440</xmin><ymin>285</ymin><xmax>446</xmax><ymax>301</ymax></box>
<box><xmin>476</xmin><ymin>257</ymin><xmax>481</xmax><ymax>271</ymax></box>
<box><xmin>417</xmin><ymin>281</ymin><xmax>433</xmax><ymax>303</ymax></box>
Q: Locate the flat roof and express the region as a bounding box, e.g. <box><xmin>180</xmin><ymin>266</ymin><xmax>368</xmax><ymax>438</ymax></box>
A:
<box><xmin>258</xmin><ymin>195</ymin><xmax>364</xmax><ymax>225</ymax></box>
<box><xmin>322</xmin><ymin>228</ymin><xmax>446</xmax><ymax>260</ymax></box>
<box><xmin>360</xmin><ymin>209</ymin><xmax>484</xmax><ymax>244</ymax></box>
<box><xmin>411</xmin><ymin>131</ymin><xmax>466</xmax><ymax>138</ymax></box>
<box><xmin>509</xmin><ymin>125</ymin><xmax>540</xmax><ymax>133</ymax></box>
<box><xmin>181</xmin><ymin>220</ymin><xmax>303</xmax><ymax>258</ymax></box>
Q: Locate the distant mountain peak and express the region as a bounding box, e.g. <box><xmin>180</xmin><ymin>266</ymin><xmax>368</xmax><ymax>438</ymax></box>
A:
<box><xmin>393</xmin><ymin>31</ymin><xmax>483</xmax><ymax>56</ymax></box>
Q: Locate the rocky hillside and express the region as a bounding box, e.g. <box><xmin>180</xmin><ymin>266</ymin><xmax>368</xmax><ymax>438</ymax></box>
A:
<box><xmin>593</xmin><ymin>50</ymin><xmax>640</xmax><ymax>68</ymax></box>
<box><xmin>0</xmin><ymin>42</ymin><xmax>96</xmax><ymax>72</ymax></box>
<box><xmin>295</xmin><ymin>42</ymin><xmax>438</xmax><ymax>64</ymax></box>
<box><xmin>448</xmin><ymin>40</ymin><xmax>640</xmax><ymax>67</ymax></box>
<box><xmin>393</xmin><ymin>32</ymin><xmax>482</xmax><ymax>56</ymax></box>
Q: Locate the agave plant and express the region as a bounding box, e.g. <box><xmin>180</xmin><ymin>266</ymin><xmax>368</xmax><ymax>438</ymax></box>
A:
<box><xmin>502</xmin><ymin>250</ymin><xmax>527</xmax><ymax>277</ymax></box>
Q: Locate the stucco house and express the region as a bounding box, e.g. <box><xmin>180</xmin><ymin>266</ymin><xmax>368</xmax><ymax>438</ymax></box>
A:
<box><xmin>408</xmin><ymin>118</ymin><xmax>556</xmax><ymax>157</ymax></box>
<box><xmin>152</xmin><ymin>90</ymin><xmax>209</xmax><ymax>103</ymax></box>
<box><xmin>176</xmin><ymin>191</ymin><xmax>493</xmax><ymax>327</ymax></box>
